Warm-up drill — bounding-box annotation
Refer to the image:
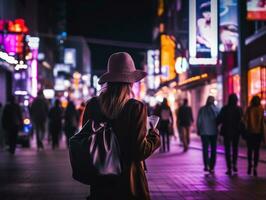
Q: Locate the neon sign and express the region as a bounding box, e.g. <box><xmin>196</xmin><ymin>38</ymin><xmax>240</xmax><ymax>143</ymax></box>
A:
<box><xmin>8</xmin><ymin>19</ymin><xmax>29</xmax><ymax>33</ymax></box>
<box><xmin>161</xmin><ymin>35</ymin><xmax>176</xmax><ymax>81</ymax></box>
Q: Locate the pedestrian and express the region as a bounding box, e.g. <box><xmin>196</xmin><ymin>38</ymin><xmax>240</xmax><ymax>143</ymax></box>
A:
<box><xmin>245</xmin><ymin>96</ymin><xmax>265</xmax><ymax>176</ymax></box>
<box><xmin>217</xmin><ymin>94</ymin><xmax>243</xmax><ymax>175</ymax></box>
<box><xmin>48</xmin><ymin>99</ymin><xmax>63</xmax><ymax>149</ymax></box>
<box><xmin>82</xmin><ymin>52</ymin><xmax>160</xmax><ymax>200</ymax></box>
<box><xmin>2</xmin><ymin>96</ymin><xmax>23</xmax><ymax>154</ymax></box>
<box><xmin>30</xmin><ymin>90</ymin><xmax>49</xmax><ymax>150</ymax></box>
<box><xmin>176</xmin><ymin>98</ymin><xmax>193</xmax><ymax>151</ymax></box>
<box><xmin>175</xmin><ymin>101</ymin><xmax>183</xmax><ymax>146</ymax></box>
<box><xmin>197</xmin><ymin>96</ymin><xmax>219</xmax><ymax>173</ymax></box>
<box><xmin>64</xmin><ymin>100</ymin><xmax>78</xmax><ymax>147</ymax></box>
<box><xmin>157</xmin><ymin>98</ymin><xmax>173</xmax><ymax>152</ymax></box>
<box><xmin>0</xmin><ymin>102</ymin><xmax>5</xmax><ymax>149</ymax></box>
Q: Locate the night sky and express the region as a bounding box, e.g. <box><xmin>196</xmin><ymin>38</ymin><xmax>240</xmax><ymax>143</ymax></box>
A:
<box><xmin>67</xmin><ymin>0</ymin><xmax>156</xmax><ymax>72</ymax></box>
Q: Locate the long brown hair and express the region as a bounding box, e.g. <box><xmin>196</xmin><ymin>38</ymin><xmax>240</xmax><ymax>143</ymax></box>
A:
<box><xmin>99</xmin><ymin>82</ymin><xmax>133</xmax><ymax>119</ymax></box>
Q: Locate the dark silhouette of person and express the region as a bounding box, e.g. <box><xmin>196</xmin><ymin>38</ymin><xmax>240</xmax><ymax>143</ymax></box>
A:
<box><xmin>157</xmin><ymin>98</ymin><xmax>173</xmax><ymax>152</ymax></box>
<box><xmin>30</xmin><ymin>91</ymin><xmax>49</xmax><ymax>150</ymax></box>
<box><xmin>217</xmin><ymin>94</ymin><xmax>243</xmax><ymax>175</ymax></box>
<box><xmin>197</xmin><ymin>96</ymin><xmax>219</xmax><ymax>173</ymax></box>
<box><xmin>64</xmin><ymin>100</ymin><xmax>78</xmax><ymax>147</ymax></box>
<box><xmin>245</xmin><ymin>96</ymin><xmax>265</xmax><ymax>176</ymax></box>
<box><xmin>48</xmin><ymin>99</ymin><xmax>63</xmax><ymax>149</ymax></box>
<box><xmin>176</xmin><ymin>98</ymin><xmax>193</xmax><ymax>151</ymax></box>
<box><xmin>2</xmin><ymin>96</ymin><xmax>23</xmax><ymax>154</ymax></box>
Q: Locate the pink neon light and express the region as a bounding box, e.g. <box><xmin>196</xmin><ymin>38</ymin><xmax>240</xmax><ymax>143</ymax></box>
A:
<box><xmin>31</xmin><ymin>59</ymin><xmax>38</xmax><ymax>97</ymax></box>
<box><xmin>3</xmin><ymin>34</ymin><xmax>24</xmax><ymax>54</ymax></box>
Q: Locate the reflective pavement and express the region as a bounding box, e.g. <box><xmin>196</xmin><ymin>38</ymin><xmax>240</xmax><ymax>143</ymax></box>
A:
<box><xmin>1</xmin><ymin>139</ymin><xmax>266</xmax><ymax>200</ymax></box>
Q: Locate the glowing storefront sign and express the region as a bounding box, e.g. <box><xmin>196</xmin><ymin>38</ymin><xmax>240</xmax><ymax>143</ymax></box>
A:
<box><xmin>189</xmin><ymin>0</ymin><xmax>218</xmax><ymax>65</ymax></box>
<box><xmin>228</xmin><ymin>74</ymin><xmax>240</xmax><ymax>100</ymax></box>
<box><xmin>247</xmin><ymin>0</ymin><xmax>266</xmax><ymax>20</ymax></box>
<box><xmin>0</xmin><ymin>19</ymin><xmax>29</xmax><ymax>55</ymax></box>
<box><xmin>27</xmin><ymin>36</ymin><xmax>40</xmax><ymax>97</ymax></box>
<box><xmin>31</xmin><ymin>59</ymin><xmax>38</xmax><ymax>97</ymax></box>
<box><xmin>248</xmin><ymin>67</ymin><xmax>266</xmax><ymax>106</ymax></box>
<box><xmin>3</xmin><ymin>34</ymin><xmax>24</xmax><ymax>55</ymax></box>
<box><xmin>161</xmin><ymin>35</ymin><xmax>176</xmax><ymax>81</ymax></box>
<box><xmin>178</xmin><ymin>73</ymin><xmax>208</xmax><ymax>86</ymax></box>
<box><xmin>8</xmin><ymin>19</ymin><xmax>29</xmax><ymax>33</ymax></box>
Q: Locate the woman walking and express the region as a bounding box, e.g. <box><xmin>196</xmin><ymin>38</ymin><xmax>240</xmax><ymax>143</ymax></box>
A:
<box><xmin>157</xmin><ymin>98</ymin><xmax>173</xmax><ymax>152</ymax></box>
<box><xmin>82</xmin><ymin>52</ymin><xmax>161</xmax><ymax>200</ymax></box>
<box><xmin>245</xmin><ymin>96</ymin><xmax>265</xmax><ymax>176</ymax></box>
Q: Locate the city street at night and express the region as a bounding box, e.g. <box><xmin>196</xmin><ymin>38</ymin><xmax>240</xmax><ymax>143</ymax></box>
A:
<box><xmin>1</xmin><ymin>141</ymin><xmax>266</xmax><ymax>200</ymax></box>
<box><xmin>0</xmin><ymin>0</ymin><xmax>266</xmax><ymax>199</ymax></box>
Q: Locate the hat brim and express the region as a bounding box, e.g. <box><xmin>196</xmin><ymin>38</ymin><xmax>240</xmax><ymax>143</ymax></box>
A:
<box><xmin>98</xmin><ymin>70</ymin><xmax>147</xmax><ymax>85</ymax></box>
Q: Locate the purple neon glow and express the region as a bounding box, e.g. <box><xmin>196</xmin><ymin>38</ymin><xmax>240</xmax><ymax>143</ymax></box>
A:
<box><xmin>3</xmin><ymin>34</ymin><xmax>23</xmax><ymax>55</ymax></box>
<box><xmin>31</xmin><ymin>59</ymin><xmax>38</xmax><ymax>97</ymax></box>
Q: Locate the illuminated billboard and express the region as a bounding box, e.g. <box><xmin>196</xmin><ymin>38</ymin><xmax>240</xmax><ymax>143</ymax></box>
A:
<box><xmin>247</xmin><ymin>0</ymin><xmax>266</xmax><ymax>20</ymax></box>
<box><xmin>189</xmin><ymin>0</ymin><xmax>218</xmax><ymax>65</ymax></box>
<box><xmin>219</xmin><ymin>0</ymin><xmax>238</xmax><ymax>52</ymax></box>
<box><xmin>160</xmin><ymin>35</ymin><xmax>176</xmax><ymax>81</ymax></box>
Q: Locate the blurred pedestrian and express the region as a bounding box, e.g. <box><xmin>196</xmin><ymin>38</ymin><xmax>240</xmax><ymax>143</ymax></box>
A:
<box><xmin>157</xmin><ymin>98</ymin><xmax>173</xmax><ymax>152</ymax></box>
<box><xmin>245</xmin><ymin>96</ymin><xmax>265</xmax><ymax>176</ymax></box>
<box><xmin>64</xmin><ymin>100</ymin><xmax>78</xmax><ymax>147</ymax></box>
<box><xmin>0</xmin><ymin>102</ymin><xmax>5</xmax><ymax>149</ymax></box>
<box><xmin>48</xmin><ymin>99</ymin><xmax>63</xmax><ymax>149</ymax></box>
<box><xmin>175</xmin><ymin>101</ymin><xmax>183</xmax><ymax>146</ymax></box>
<box><xmin>82</xmin><ymin>52</ymin><xmax>160</xmax><ymax>200</ymax></box>
<box><xmin>217</xmin><ymin>94</ymin><xmax>243</xmax><ymax>175</ymax></box>
<box><xmin>176</xmin><ymin>98</ymin><xmax>193</xmax><ymax>151</ymax></box>
<box><xmin>197</xmin><ymin>96</ymin><xmax>219</xmax><ymax>173</ymax></box>
<box><xmin>30</xmin><ymin>91</ymin><xmax>49</xmax><ymax>150</ymax></box>
<box><xmin>2</xmin><ymin>96</ymin><xmax>23</xmax><ymax>154</ymax></box>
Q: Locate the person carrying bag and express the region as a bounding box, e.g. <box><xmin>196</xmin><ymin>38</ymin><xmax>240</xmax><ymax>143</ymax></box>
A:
<box><xmin>69</xmin><ymin>52</ymin><xmax>161</xmax><ymax>200</ymax></box>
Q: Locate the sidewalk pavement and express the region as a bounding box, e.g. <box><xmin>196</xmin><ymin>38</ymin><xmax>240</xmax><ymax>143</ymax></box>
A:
<box><xmin>1</xmin><ymin>140</ymin><xmax>266</xmax><ymax>200</ymax></box>
<box><xmin>186</xmin><ymin>134</ymin><xmax>266</xmax><ymax>163</ymax></box>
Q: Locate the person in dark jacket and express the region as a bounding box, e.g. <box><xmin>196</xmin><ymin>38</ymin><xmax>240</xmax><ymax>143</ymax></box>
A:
<box><xmin>82</xmin><ymin>52</ymin><xmax>160</xmax><ymax>200</ymax></box>
<box><xmin>244</xmin><ymin>96</ymin><xmax>265</xmax><ymax>176</ymax></box>
<box><xmin>48</xmin><ymin>99</ymin><xmax>63</xmax><ymax>149</ymax></box>
<box><xmin>2</xmin><ymin>96</ymin><xmax>23</xmax><ymax>154</ymax></box>
<box><xmin>176</xmin><ymin>98</ymin><xmax>193</xmax><ymax>151</ymax></box>
<box><xmin>157</xmin><ymin>98</ymin><xmax>173</xmax><ymax>152</ymax></box>
<box><xmin>217</xmin><ymin>94</ymin><xmax>243</xmax><ymax>175</ymax></box>
<box><xmin>64</xmin><ymin>100</ymin><xmax>78</xmax><ymax>147</ymax></box>
<box><xmin>197</xmin><ymin>96</ymin><xmax>219</xmax><ymax>173</ymax></box>
<box><xmin>30</xmin><ymin>91</ymin><xmax>49</xmax><ymax>150</ymax></box>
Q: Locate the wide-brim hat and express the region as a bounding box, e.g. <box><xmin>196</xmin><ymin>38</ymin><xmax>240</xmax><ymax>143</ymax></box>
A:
<box><xmin>98</xmin><ymin>52</ymin><xmax>147</xmax><ymax>85</ymax></box>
